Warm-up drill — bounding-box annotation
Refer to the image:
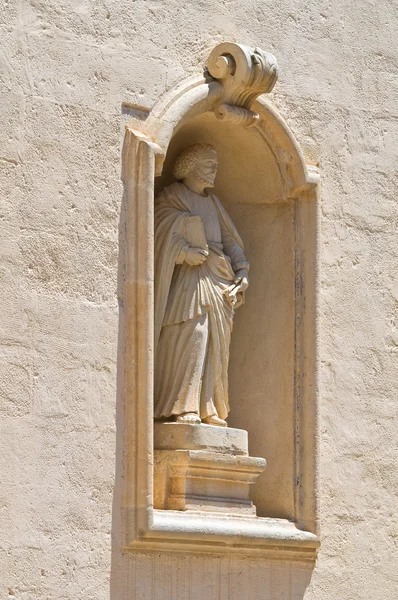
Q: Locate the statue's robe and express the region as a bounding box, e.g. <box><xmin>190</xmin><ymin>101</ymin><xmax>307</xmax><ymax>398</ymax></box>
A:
<box><xmin>154</xmin><ymin>182</ymin><xmax>249</xmax><ymax>420</ymax></box>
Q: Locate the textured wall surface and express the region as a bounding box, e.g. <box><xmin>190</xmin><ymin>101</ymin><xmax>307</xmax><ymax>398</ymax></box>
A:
<box><xmin>1</xmin><ymin>0</ymin><xmax>397</xmax><ymax>599</ymax></box>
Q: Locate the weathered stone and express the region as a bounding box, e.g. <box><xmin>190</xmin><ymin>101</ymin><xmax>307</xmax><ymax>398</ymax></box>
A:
<box><xmin>154</xmin><ymin>448</ymin><xmax>266</xmax><ymax>515</ymax></box>
<box><xmin>154</xmin><ymin>422</ymin><xmax>249</xmax><ymax>455</ymax></box>
<box><xmin>1</xmin><ymin>2</ymin><xmax>397</xmax><ymax>599</ymax></box>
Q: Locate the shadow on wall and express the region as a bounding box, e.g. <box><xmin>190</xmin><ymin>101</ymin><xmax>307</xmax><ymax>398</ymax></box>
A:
<box><xmin>109</xmin><ymin>160</ymin><xmax>128</xmax><ymax>600</ymax></box>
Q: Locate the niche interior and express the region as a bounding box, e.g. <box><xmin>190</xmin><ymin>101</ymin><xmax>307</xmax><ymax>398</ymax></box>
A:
<box><xmin>157</xmin><ymin>112</ymin><xmax>294</xmax><ymax>519</ymax></box>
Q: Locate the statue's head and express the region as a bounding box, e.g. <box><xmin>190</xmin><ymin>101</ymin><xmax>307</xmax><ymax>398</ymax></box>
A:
<box><xmin>173</xmin><ymin>144</ymin><xmax>218</xmax><ymax>188</ymax></box>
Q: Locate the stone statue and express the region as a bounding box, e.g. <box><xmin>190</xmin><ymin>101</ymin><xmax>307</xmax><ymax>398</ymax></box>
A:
<box><xmin>154</xmin><ymin>144</ymin><xmax>249</xmax><ymax>427</ymax></box>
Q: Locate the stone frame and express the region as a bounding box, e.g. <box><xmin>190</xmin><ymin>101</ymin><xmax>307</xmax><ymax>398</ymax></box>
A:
<box><xmin>121</xmin><ymin>44</ymin><xmax>320</xmax><ymax>560</ymax></box>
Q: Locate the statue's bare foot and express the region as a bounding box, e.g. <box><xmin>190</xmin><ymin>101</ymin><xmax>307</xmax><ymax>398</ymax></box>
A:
<box><xmin>176</xmin><ymin>412</ymin><xmax>201</xmax><ymax>424</ymax></box>
<box><xmin>202</xmin><ymin>415</ymin><xmax>228</xmax><ymax>427</ymax></box>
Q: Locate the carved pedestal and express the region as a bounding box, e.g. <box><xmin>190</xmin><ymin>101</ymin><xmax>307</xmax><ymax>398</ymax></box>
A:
<box><xmin>154</xmin><ymin>423</ymin><xmax>266</xmax><ymax>516</ymax></box>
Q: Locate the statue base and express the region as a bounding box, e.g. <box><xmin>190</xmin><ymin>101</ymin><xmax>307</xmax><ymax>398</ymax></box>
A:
<box><xmin>154</xmin><ymin>422</ymin><xmax>266</xmax><ymax>516</ymax></box>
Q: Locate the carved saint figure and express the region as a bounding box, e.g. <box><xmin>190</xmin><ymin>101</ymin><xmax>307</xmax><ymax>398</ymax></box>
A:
<box><xmin>154</xmin><ymin>144</ymin><xmax>249</xmax><ymax>427</ymax></box>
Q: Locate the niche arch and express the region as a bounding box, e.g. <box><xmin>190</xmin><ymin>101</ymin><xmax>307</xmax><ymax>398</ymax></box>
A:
<box><xmin>122</xmin><ymin>45</ymin><xmax>319</xmax><ymax>557</ymax></box>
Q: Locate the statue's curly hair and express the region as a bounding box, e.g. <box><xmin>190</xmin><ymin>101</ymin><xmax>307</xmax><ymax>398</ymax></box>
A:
<box><xmin>173</xmin><ymin>143</ymin><xmax>217</xmax><ymax>180</ymax></box>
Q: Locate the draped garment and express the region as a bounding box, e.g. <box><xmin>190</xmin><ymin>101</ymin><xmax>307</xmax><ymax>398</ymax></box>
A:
<box><xmin>154</xmin><ymin>183</ymin><xmax>249</xmax><ymax>420</ymax></box>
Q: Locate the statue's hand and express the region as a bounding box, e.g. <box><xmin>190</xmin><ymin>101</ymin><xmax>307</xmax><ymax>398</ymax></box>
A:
<box><xmin>185</xmin><ymin>247</ymin><xmax>209</xmax><ymax>266</ymax></box>
<box><xmin>234</xmin><ymin>268</ymin><xmax>249</xmax><ymax>292</ymax></box>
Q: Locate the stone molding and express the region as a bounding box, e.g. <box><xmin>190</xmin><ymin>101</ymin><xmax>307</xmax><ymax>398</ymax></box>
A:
<box><xmin>121</xmin><ymin>42</ymin><xmax>320</xmax><ymax>559</ymax></box>
<box><xmin>136</xmin><ymin>511</ymin><xmax>318</xmax><ymax>560</ymax></box>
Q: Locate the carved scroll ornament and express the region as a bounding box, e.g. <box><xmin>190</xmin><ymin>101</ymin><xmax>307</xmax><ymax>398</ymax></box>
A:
<box><xmin>207</xmin><ymin>42</ymin><xmax>279</xmax><ymax>127</ymax></box>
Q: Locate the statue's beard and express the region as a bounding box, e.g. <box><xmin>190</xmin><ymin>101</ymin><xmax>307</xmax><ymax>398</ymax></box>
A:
<box><xmin>194</xmin><ymin>167</ymin><xmax>216</xmax><ymax>186</ymax></box>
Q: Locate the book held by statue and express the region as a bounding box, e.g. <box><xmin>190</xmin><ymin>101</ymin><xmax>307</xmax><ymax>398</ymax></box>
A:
<box><xmin>184</xmin><ymin>215</ymin><xmax>208</xmax><ymax>251</ymax></box>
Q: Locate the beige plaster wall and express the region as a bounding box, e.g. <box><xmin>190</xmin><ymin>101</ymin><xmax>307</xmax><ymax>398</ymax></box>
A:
<box><xmin>1</xmin><ymin>1</ymin><xmax>397</xmax><ymax>599</ymax></box>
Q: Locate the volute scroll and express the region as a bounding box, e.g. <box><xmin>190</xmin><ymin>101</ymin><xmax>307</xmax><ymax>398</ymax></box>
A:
<box><xmin>207</xmin><ymin>42</ymin><xmax>279</xmax><ymax>127</ymax></box>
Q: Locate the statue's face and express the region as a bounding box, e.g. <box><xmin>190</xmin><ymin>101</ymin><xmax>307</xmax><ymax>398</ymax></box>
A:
<box><xmin>193</xmin><ymin>151</ymin><xmax>218</xmax><ymax>186</ymax></box>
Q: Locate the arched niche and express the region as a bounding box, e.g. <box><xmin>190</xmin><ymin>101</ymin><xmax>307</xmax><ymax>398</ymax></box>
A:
<box><xmin>121</xmin><ymin>51</ymin><xmax>320</xmax><ymax>556</ymax></box>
